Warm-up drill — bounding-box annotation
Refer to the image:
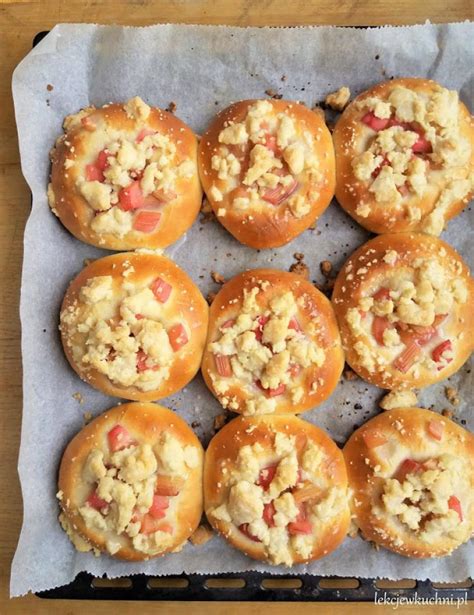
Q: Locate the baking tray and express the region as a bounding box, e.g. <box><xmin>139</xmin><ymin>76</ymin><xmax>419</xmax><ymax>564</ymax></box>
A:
<box><xmin>29</xmin><ymin>29</ymin><xmax>473</xmax><ymax>603</ymax></box>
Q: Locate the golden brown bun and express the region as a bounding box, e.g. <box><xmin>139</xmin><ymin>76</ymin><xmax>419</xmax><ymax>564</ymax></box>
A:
<box><xmin>343</xmin><ymin>408</ymin><xmax>474</xmax><ymax>558</ymax></box>
<box><xmin>333</xmin><ymin>78</ymin><xmax>474</xmax><ymax>234</ymax></box>
<box><xmin>58</xmin><ymin>402</ymin><xmax>204</xmax><ymax>561</ymax></box>
<box><xmin>201</xmin><ymin>268</ymin><xmax>344</xmax><ymax>414</ymax></box>
<box><xmin>332</xmin><ymin>233</ymin><xmax>473</xmax><ymax>390</ymax></box>
<box><xmin>60</xmin><ymin>252</ymin><xmax>208</xmax><ymax>401</ymax></box>
<box><xmin>49</xmin><ymin>98</ymin><xmax>202</xmax><ymax>250</ymax></box>
<box><xmin>204</xmin><ymin>414</ymin><xmax>350</xmax><ymax>565</ymax></box>
<box><xmin>198</xmin><ymin>99</ymin><xmax>335</xmax><ymax>248</ymax></box>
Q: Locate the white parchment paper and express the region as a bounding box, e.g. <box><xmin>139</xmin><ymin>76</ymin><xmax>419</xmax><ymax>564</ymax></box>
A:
<box><xmin>11</xmin><ymin>22</ymin><xmax>473</xmax><ymax>596</ymax></box>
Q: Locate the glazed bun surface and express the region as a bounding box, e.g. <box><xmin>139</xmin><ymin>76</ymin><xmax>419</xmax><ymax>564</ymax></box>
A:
<box><xmin>49</xmin><ymin>96</ymin><xmax>202</xmax><ymax>250</ymax></box>
<box><xmin>198</xmin><ymin>99</ymin><xmax>335</xmax><ymax>248</ymax></box>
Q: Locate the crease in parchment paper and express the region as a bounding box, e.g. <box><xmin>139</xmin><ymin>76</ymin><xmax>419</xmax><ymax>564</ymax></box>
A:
<box><xmin>10</xmin><ymin>21</ymin><xmax>473</xmax><ymax>596</ymax></box>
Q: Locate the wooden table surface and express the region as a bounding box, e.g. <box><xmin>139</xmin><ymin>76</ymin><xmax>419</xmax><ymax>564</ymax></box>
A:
<box><xmin>0</xmin><ymin>1</ymin><xmax>472</xmax><ymax>613</ymax></box>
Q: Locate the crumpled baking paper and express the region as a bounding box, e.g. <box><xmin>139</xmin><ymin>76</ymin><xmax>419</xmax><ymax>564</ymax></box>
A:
<box><xmin>10</xmin><ymin>21</ymin><xmax>473</xmax><ymax>596</ymax></box>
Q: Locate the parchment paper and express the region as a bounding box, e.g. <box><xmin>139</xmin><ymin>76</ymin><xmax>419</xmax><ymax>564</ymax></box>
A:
<box><xmin>10</xmin><ymin>22</ymin><xmax>473</xmax><ymax>596</ymax></box>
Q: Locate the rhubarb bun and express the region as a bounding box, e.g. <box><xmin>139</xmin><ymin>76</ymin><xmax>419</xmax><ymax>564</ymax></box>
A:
<box><xmin>60</xmin><ymin>252</ymin><xmax>208</xmax><ymax>401</ymax></box>
<box><xmin>48</xmin><ymin>96</ymin><xmax>201</xmax><ymax>250</ymax></box>
<box><xmin>333</xmin><ymin>78</ymin><xmax>474</xmax><ymax>235</ymax></box>
<box><xmin>198</xmin><ymin>99</ymin><xmax>335</xmax><ymax>248</ymax></box>
<box><xmin>57</xmin><ymin>402</ymin><xmax>204</xmax><ymax>561</ymax></box>
<box><xmin>344</xmin><ymin>408</ymin><xmax>474</xmax><ymax>558</ymax></box>
<box><xmin>332</xmin><ymin>233</ymin><xmax>473</xmax><ymax>390</ymax></box>
<box><xmin>201</xmin><ymin>268</ymin><xmax>344</xmax><ymax>415</ymax></box>
<box><xmin>204</xmin><ymin>414</ymin><xmax>350</xmax><ymax>566</ymax></box>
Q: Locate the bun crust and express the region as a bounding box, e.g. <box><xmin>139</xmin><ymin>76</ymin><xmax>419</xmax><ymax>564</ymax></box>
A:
<box><xmin>201</xmin><ymin>268</ymin><xmax>344</xmax><ymax>415</ymax></box>
<box><xmin>198</xmin><ymin>99</ymin><xmax>335</xmax><ymax>248</ymax></box>
<box><xmin>60</xmin><ymin>252</ymin><xmax>208</xmax><ymax>401</ymax></box>
<box><xmin>58</xmin><ymin>402</ymin><xmax>204</xmax><ymax>561</ymax></box>
<box><xmin>343</xmin><ymin>408</ymin><xmax>474</xmax><ymax>558</ymax></box>
<box><xmin>332</xmin><ymin>233</ymin><xmax>473</xmax><ymax>390</ymax></box>
<box><xmin>204</xmin><ymin>414</ymin><xmax>350</xmax><ymax>565</ymax></box>
<box><xmin>333</xmin><ymin>78</ymin><xmax>474</xmax><ymax>235</ymax></box>
<box><xmin>49</xmin><ymin>98</ymin><xmax>202</xmax><ymax>250</ymax></box>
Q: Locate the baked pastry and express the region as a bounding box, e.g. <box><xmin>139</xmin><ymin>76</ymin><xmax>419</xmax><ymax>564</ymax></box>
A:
<box><xmin>57</xmin><ymin>402</ymin><xmax>204</xmax><ymax>560</ymax></box>
<box><xmin>332</xmin><ymin>233</ymin><xmax>473</xmax><ymax>390</ymax></box>
<box><xmin>343</xmin><ymin>407</ymin><xmax>474</xmax><ymax>558</ymax></box>
<box><xmin>198</xmin><ymin>99</ymin><xmax>335</xmax><ymax>248</ymax></box>
<box><xmin>333</xmin><ymin>78</ymin><xmax>474</xmax><ymax>235</ymax></box>
<box><xmin>204</xmin><ymin>414</ymin><xmax>350</xmax><ymax>566</ymax></box>
<box><xmin>201</xmin><ymin>269</ymin><xmax>344</xmax><ymax>415</ymax></box>
<box><xmin>60</xmin><ymin>252</ymin><xmax>208</xmax><ymax>401</ymax></box>
<box><xmin>48</xmin><ymin>96</ymin><xmax>201</xmax><ymax>250</ymax></box>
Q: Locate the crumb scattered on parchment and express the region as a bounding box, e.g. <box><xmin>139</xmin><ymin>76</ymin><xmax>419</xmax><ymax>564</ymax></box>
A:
<box><xmin>47</xmin><ymin>84</ymin><xmax>54</xmax><ymax>91</ymax></box>
<box><xmin>207</xmin><ymin>291</ymin><xmax>217</xmax><ymax>305</ymax></box>
<box><xmin>72</xmin><ymin>392</ymin><xmax>84</xmax><ymax>404</ymax></box>
<box><xmin>308</xmin><ymin>220</ymin><xmax>318</xmax><ymax>231</ymax></box>
<box><xmin>191</xmin><ymin>420</ymin><xmax>201</xmax><ymax>429</ymax></box>
<box><xmin>325</xmin><ymin>86</ymin><xmax>351</xmax><ymax>111</ymax></box>
<box><xmin>265</xmin><ymin>88</ymin><xmax>283</xmax><ymax>100</ymax></box>
<box><xmin>441</xmin><ymin>408</ymin><xmax>454</xmax><ymax>419</ymax></box>
<box><xmin>343</xmin><ymin>368</ymin><xmax>358</xmax><ymax>381</ymax></box>
<box><xmin>211</xmin><ymin>271</ymin><xmax>226</xmax><ymax>285</ymax></box>
<box><xmin>380</xmin><ymin>389</ymin><xmax>417</xmax><ymax>411</ymax></box>
<box><xmin>83</xmin><ymin>258</ymin><xmax>94</xmax><ymax>267</ymax></box>
<box><xmin>213</xmin><ymin>413</ymin><xmax>228</xmax><ymax>431</ymax></box>
<box><xmin>289</xmin><ymin>252</ymin><xmax>309</xmax><ymax>280</ymax></box>
<box><xmin>320</xmin><ymin>260</ymin><xmax>333</xmax><ymax>277</ymax></box>
<box><xmin>166</xmin><ymin>101</ymin><xmax>177</xmax><ymax>114</ymax></box>
<box><xmin>83</xmin><ymin>412</ymin><xmax>93</xmax><ymax>425</ymax></box>
<box><xmin>445</xmin><ymin>386</ymin><xmax>460</xmax><ymax>406</ymax></box>
<box><xmin>189</xmin><ymin>524</ymin><xmax>214</xmax><ymax>546</ymax></box>
<box><xmin>281</xmin><ymin>75</ymin><xmax>287</xmax><ymax>82</ymax></box>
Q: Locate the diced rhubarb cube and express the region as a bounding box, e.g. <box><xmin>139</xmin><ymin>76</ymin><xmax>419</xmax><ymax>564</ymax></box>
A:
<box><xmin>254</xmin><ymin>315</ymin><xmax>269</xmax><ymax>342</ymax></box>
<box><xmin>86</xmin><ymin>490</ymin><xmax>108</xmax><ymax>511</ymax></box>
<box><xmin>155</xmin><ymin>475</ymin><xmax>184</xmax><ymax>497</ymax></box>
<box><xmin>263</xmin><ymin>133</ymin><xmax>279</xmax><ymax>153</ymax></box>
<box><xmin>152</xmin><ymin>187</ymin><xmax>178</xmax><ymax>203</ymax></box>
<box><xmin>150</xmin><ymin>277</ymin><xmax>172</xmax><ymax>303</ymax></box>
<box><xmin>136</xmin><ymin>350</ymin><xmax>159</xmax><ymax>373</ymax></box>
<box><xmin>432</xmin><ymin>340</ymin><xmax>452</xmax><ymax>365</ymax></box>
<box><xmin>107</xmin><ymin>424</ymin><xmax>135</xmax><ymax>452</ymax></box>
<box><xmin>288</xmin><ymin>506</ymin><xmax>313</xmax><ymax>535</ymax></box>
<box><xmin>371</xmin><ymin>156</ymin><xmax>390</xmax><ymax>179</ymax></box>
<box><xmin>288</xmin><ymin>316</ymin><xmax>302</xmax><ymax>332</ymax></box>
<box><xmin>133</xmin><ymin>211</ymin><xmax>161</xmax><ymax>233</ymax></box>
<box><xmin>398</xmin><ymin>323</ymin><xmax>437</xmax><ymax>346</ymax></box>
<box><xmin>118</xmin><ymin>181</ymin><xmax>144</xmax><ymax>211</ymax></box>
<box><xmin>448</xmin><ymin>495</ymin><xmax>463</xmax><ymax>521</ymax></box>
<box><xmin>157</xmin><ymin>523</ymin><xmax>174</xmax><ymax>534</ymax></box>
<box><xmin>168</xmin><ymin>323</ymin><xmax>189</xmax><ymax>351</ymax></box>
<box><xmin>214</xmin><ymin>353</ymin><xmax>232</xmax><ymax>377</ymax></box>
<box><xmin>412</xmin><ymin>136</ymin><xmax>432</xmax><ymax>154</ymax></box>
<box><xmin>257</xmin><ymin>464</ymin><xmax>277</xmax><ymax>490</ymax></box>
<box><xmin>221</xmin><ymin>318</ymin><xmax>236</xmax><ymax>329</ymax></box>
<box><xmin>238</xmin><ymin>524</ymin><xmax>261</xmax><ymax>542</ymax></box>
<box><xmin>149</xmin><ymin>494</ymin><xmax>170</xmax><ymax>518</ymax></box>
<box><xmin>96</xmin><ymin>149</ymin><xmax>111</xmax><ymax>171</ymax></box>
<box><xmin>141</xmin><ymin>514</ymin><xmax>166</xmax><ymax>535</ymax></box>
<box><xmin>85</xmin><ymin>164</ymin><xmax>104</xmax><ymax>182</ymax></box>
<box><xmin>362</xmin><ymin>430</ymin><xmax>388</xmax><ymax>448</ymax></box>
<box><xmin>396</xmin><ymin>458</ymin><xmax>424</xmax><ymax>482</ymax></box>
<box><xmin>135</xmin><ymin>313</ymin><xmax>144</xmax><ymax>320</ymax></box>
<box><xmin>262</xmin><ymin>177</ymin><xmax>298</xmax><ymax>205</ymax></box>
<box><xmin>263</xmin><ymin>502</ymin><xmax>276</xmax><ymax>527</ymax></box>
<box><xmin>427</xmin><ymin>419</ymin><xmax>444</xmax><ymax>441</ymax></box>
<box><xmin>372</xmin><ymin>287</ymin><xmax>391</xmax><ymax>302</ymax></box>
<box><xmin>361</xmin><ymin>112</ymin><xmax>390</xmax><ymax>131</ymax></box>
<box><xmin>372</xmin><ymin>316</ymin><xmax>391</xmax><ymax>346</ymax></box>
<box><xmin>136</xmin><ymin>128</ymin><xmax>156</xmax><ymax>143</ymax></box>
<box><xmin>393</xmin><ymin>341</ymin><xmax>422</xmax><ymax>373</ymax></box>
<box><xmin>256</xmin><ymin>380</ymin><xmax>286</xmax><ymax>397</ymax></box>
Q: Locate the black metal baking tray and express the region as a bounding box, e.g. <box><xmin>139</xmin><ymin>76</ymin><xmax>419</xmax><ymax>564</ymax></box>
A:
<box><xmin>32</xmin><ymin>28</ymin><xmax>472</xmax><ymax>603</ymax></box>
